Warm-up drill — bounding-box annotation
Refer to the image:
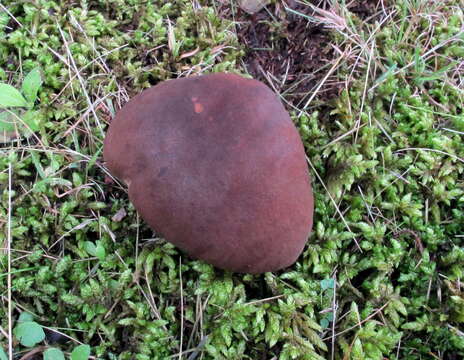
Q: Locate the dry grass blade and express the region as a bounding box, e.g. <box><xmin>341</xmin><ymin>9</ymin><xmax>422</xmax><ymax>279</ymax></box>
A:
<box><xmin>41</xmin><ymin>326</ymin><xmax>85</xmax><ymax>345</ymax></box>
<box><xmin>143</xmin><ymin>268</ymin><xmax>164</xmax><ymax>322</ymax></box>
<box><xmin>56</xmin><ymin>22</ymin><xmax>104</xmax><ymax>139</ymax></box>
<box><xmin>0</xmin><ymin>325</ymin><xmax>8</xmax><ymax>338</ymax></box>
<box><xmin>354</xmin><ymin>41</ymin><xmax>374</xmax><ymax>142</ymax></box>
<box><xmin>299</xmin><ymin>52</ymin><xmax>346</xmax><ymax>116</ymax></box>
<box><xmin>178</xmin><ymin>258</ymin><xmax>184</xmax><ymax>360</ymax></box>
<box><xmin>7</xmin><ymin>163</ymin><xmax>13</xmax><ymax>360</ymax></box>
<box><xmin>331</xmin><ymin>274</ymin><xmax>337</xmax><ymax>360</ymax></box>
<box><xmin>288</xmin><ymin>1</ymin><xmax>347</xmax><ymax>30</ymax></box>
<box><xmin>323</xmin><ymin>301</ymin><xmax>390</xmax><ymax>341</ymax></box>
<box><xmin>18</xmin><ymin>346</ymin><xmax>47</xmax><ymax>360</ymax></box>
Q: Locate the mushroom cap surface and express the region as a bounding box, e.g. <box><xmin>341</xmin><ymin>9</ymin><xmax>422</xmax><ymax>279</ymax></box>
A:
<box><xmin>104</xmin><ymin>73</ymin><xmax>313</xmax><ymax>273</ymax></box>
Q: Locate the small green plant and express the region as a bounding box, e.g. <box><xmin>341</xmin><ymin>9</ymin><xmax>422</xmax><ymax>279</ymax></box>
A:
<box><xmin>320</xmin><ymin>278</ymin><xmax>335</xmax><ymax>292</ymax></box>
<box><xmin>83</xmin><ymin>240</ymin><xmax>107</xmax><ymax>261</ymax></box>
<box><xmin>319</xmin><ymin>278</ymin><xmax>335</xmax><ymax>329</ymax></box>
<box><xmin>13</xmin><ymin>312</ymin><xmax>45</xmax><ymax>347</ymax></box>
<box><xmin>0</xmin><ymin>67</ymin><xmax>42</xmax><ymax>142</ymax></box>
<box><xmin>0</xmin><ymin>347</ymin><xmax>7</xmax><ymax>360</ymax></box>
<box><xmin>12</xmin><ymin>312</ymin><xmax>91</xmax><ymax>360</ymax></box>
<box><xmin>44</xmin><ymin>348</ymin><xmax>66</xmax><ymax>360</ymax></box>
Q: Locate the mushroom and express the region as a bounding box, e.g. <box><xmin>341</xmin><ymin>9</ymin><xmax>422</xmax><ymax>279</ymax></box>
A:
<box><xmin>103</xmin><ymin>73</ymin><xmax>313</xmax><ymax>273</ymax></box>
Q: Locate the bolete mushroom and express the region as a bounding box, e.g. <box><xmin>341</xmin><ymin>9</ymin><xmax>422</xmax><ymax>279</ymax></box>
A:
<box><xmin>103</xmin><ymin>73</ymin><xmax>313</xmax><ymax>273</ymax></box>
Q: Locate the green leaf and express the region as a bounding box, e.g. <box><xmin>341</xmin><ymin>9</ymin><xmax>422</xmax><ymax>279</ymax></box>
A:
<box><xmin>304</xmin><ymin>315</ymin><xmax>322</xmax><ymax>331</ymax></box>
<box><xmin>0</xmin><ymin>109</ymin><xmax>40</xmax><ymax>142</ymax></box>
<box><xmin>320</xmin><ymin>278</ymin><xmax>335</xmax><ymax>291</ymax></box>
<box><xmin>265</xmin><ymin>312</ymin><xmax>281</xmax><ymax>347</ymax></box>
<box><xmin>13</xmin><ymin>321</ymin><xmax>45</xmax><ymax>347</ymax></box>
<box><xmin>95</xmin><ymin>241</ymin><xmax>106</xmax><ymax>261</ymax></box>
<box><xmin>393</xmin><ymin>299</ymin><xmax>408</xmax><ymax>316</ymax></box>
<box><xmin>0</xmin><ymin>347</ymin><xmax>7</xmax><ymax>360</ymax></box>
<box><xmin>320</xmin><ymin>318</ymin><xmax>329</xmax><ymax>329</ymax></box>
<box><xmin>44</xmin><ymin>348</ymin><xmax>65</xmax><ymax>360</ymax></box>
<box><xmin>85</xmin><ymin>147</ymin><xmax>102</xmax><ymax>172</ymax></box>
<box><xmin>304</xmin><ymin>328</ymin><xmax>328</xmax><ymax>352</ymax></box>
<box><xmin>32</xmin><ymin>178</ymin><xmax>73</xmax><ymax>193</ymax></box>
<box><xmin>21</xmin><ymin>67</ymin><xmax>42</xmax><ymax>104</ymax></box>
<box><xmin>0</xmin><ymin>110</ymin><xmax>16</xmax><ymax>132</ymax></box>
<box><xmin>326</xmin><ymin>312</ymin><xmax>334</xmax><ymax>322</ymax></box>
<box><xmin>30</xmin><ymin>151</ymin><xmax>46</xmax><ymax>179</ymax></box>
<box><xmin>22</xmin><ymin>110</ymin><xmax>40</xmax><ymax>131</ymax></box>
<box><xmin>71</xmin><ymin>344</ymin><xmax>91</xmax><ymax>360</ymax></box>
<box><xmin>374</xmin><ymin>63</ymin><xmax>397</xmax><ymax>85</ymax></box>
<box><xmin>402</xmin><ymin>321</ymin><xmax>424</xmax><ymax>331</ymax></box>
<box><xmin>84</xmin><ymin>241</ymin><xmax>97</xmax><ymax>257</ymax></box>
<box><xmin>18</xmin><ymin>312</ymin><xmax>35</xmax><ymax>323</ymax></box>
<box><xmin>352</xmin><ymin>338</ymin><xmax>365</xmax><ymax>360</ymax></box>
<box><xmin>0</xmin><ymin>83</ymin><xmax>28</xmax><ymax>107</ymax></box>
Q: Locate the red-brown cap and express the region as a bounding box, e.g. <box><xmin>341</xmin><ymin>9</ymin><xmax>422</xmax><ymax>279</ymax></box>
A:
<box><xmin>103</xmin><ymin>72</ymin><xmax>313</xmax><ymax>273</ymax></box>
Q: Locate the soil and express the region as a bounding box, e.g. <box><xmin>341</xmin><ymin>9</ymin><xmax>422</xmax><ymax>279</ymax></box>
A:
<box><xmin>219</xmin><ymin>0</ymin><xmax>388</xmax><ymax>108</ymax></box>
<box><xmin>347</xmin><ymin>0</ymin><xmax>388</xmax><ymax>21</ymax></box>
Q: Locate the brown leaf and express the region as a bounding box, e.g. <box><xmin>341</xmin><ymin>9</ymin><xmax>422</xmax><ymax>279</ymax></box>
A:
<box><xmin>179</xmin><ymin>47</ymin><xmax>200</xmax><ymax>59</ymax></box>
<box><xmin>239</xmin><ymin>0</ymin><xmax>270</xmax><ymax>14</ymax></box>
<box><xmin>112</xmin><ymin>207</ymin><xmax>127</xmax><ymax>222</ymax></box>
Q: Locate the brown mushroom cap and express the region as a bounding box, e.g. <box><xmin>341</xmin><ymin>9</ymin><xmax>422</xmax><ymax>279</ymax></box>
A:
<box><xmin>103</xmin><ymin>73</ymin><xmax>313</xmax><ymax>273</ymax></box>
